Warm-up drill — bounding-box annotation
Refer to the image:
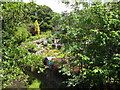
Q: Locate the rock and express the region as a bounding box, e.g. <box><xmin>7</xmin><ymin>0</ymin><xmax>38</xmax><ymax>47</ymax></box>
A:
<box><xmin>36</xmin><ymin>42</ymin><xmax>41</xmax><ymax>44</ymax></box>
<box><xmin>57</xmin><ymin>44</ymin><xmax>62</xmax><ymax>50</ymax></box>
<box><xmin>28</xmin><ymin>49</ymin><xmax>36</xmax><ymax>53</ymax></box>
<box><xmin>36</xmin><ymin>50</ymin><xmax>44</xmax><ymax>55</ymax></box>
<box><xmin>52</xmin><ymin>44</ymin><xmax>56</xmax><ymax>49</ymax></box>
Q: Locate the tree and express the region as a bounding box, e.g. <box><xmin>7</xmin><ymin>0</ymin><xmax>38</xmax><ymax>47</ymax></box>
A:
<box><xmin>2</xmin><ymin>1</ymin><xmax>53</xmax><ymax>88</ymax></box>
<box><xmin>53</xmin><ymin>1</ymin><xmax>120</xmax><ymax>88</ymax></box>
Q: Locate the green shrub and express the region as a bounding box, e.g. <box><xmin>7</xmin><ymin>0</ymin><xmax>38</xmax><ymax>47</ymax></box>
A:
<box><xmin>14</xmin><ymin>26</ymin><xmax>31</xmax><ymax>43</ymax></box>
<box><xmin>53</xmin><ymin>2</ymin><xmax>120</xmax><ymax>88</ymax></box>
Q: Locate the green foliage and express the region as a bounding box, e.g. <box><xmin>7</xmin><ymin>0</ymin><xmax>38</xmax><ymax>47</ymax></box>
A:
<box><xmin>23</xmin><ymin>43</ymin><xmax>37</xmax><ymax>50</ymax></box>
<box><xmin>2</xmin><ymin>1</ymin><xmax>53</xmax><ymax>88</ymax></box>
<box><xmin>23</xmin><ymin>31</ymin><xmax>51</xmax><ymax>42</ymax></box>
<box><xmin>53</xmin><ymin>2</ymin><xmax>120</xmax><ymax>88</ymax></box>
<box><xmin>47</xmin><ymin>38</ymin><xmax>53</xmax><ymax>44</ymax></box>
<box><xmin>2</xmin><ymin>46</ymin><xmax>27</xmax><ymax>88</ymax></box>
<box><xmin>2</xmin><ymin>1</ymin><xmax>120</xmax><ymax>88</ymax></box>
<box><xmin>19</xmin><ymin>52</ymin><xmax>43</xmax><ymax>70</ymax></box>
<box><xmin>28</xmin><ymin>79</ymin><xmax>41</xmax><ymax>88</ymax></box>
<box><xmin>14</xmin><ymin>25</ymin><xmax>31</xmax><ymax>44</ymax></box>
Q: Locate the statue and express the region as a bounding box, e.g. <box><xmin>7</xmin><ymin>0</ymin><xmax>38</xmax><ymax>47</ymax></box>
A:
<box><xmin>34</xmin><ymin>20</ymin><xmax>40</xmax><ymax>35</ymax></box>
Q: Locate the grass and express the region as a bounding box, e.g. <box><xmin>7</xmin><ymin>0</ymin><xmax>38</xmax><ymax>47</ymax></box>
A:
<box><xmin>28</xmin><ymin>79</ymin><xmax>41</xmax><ymax>88</ymax></box>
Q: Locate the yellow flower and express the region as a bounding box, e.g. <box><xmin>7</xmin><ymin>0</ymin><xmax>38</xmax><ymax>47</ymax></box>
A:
<box><xmin>53</xmin><ymin>49</ymin><xmax>59</xmax><ymax>52</ymax></box>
